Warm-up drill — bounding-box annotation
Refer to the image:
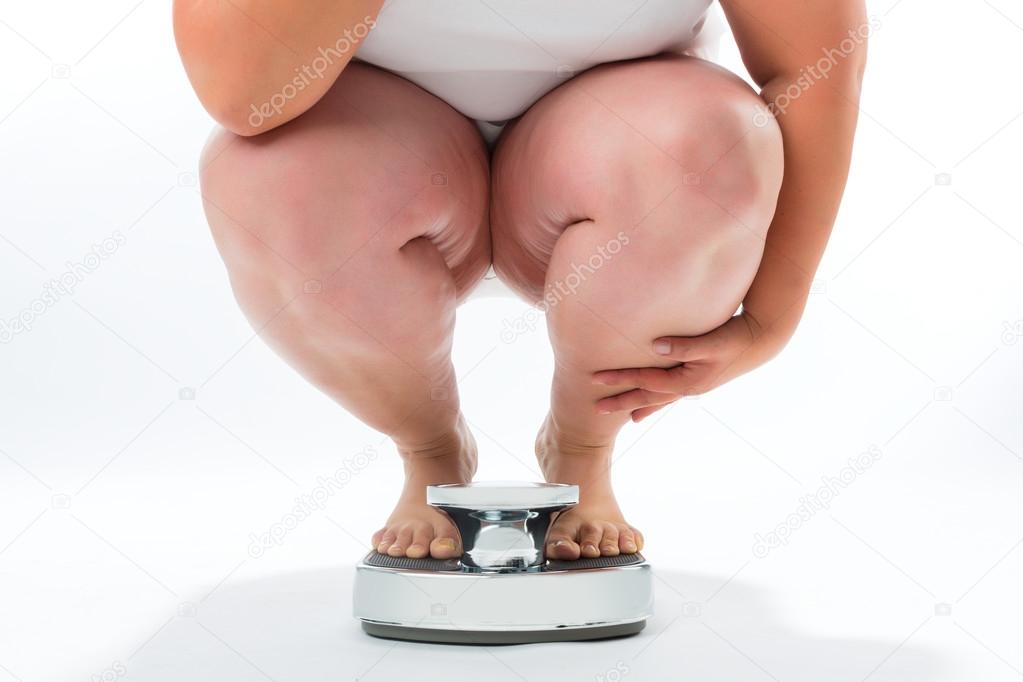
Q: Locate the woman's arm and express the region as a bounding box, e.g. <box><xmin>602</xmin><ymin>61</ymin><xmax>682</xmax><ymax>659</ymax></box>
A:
<box><xmin>721</xmin><ymin>0</ymin><xmax>868</xmax><ymax>346</ymax></box>
<box><xmin>592</xmin><ymin>0</ymin><xmax>868</xmax><ymax>419</ymax></box>
<box><xmin>173</xmin><ymin>0</ymin><xmax>384</xmax><ymax>136</ymax></box>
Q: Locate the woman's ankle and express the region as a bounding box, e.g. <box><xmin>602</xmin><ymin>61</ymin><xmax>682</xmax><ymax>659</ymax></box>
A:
<box><xmin>394</xmin><ymin>414</ymin><xmax>477</xmax><ymax>481</ymax></box>
<box><xmin>535</xmin><ymin>413</ymin><xmax>615</xmax><ymax>484</ymax></box>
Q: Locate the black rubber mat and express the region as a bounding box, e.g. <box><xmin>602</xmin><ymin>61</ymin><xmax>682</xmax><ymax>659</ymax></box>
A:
<box><xmin>363</xmin><ymin>552</ymin><xmax>461</xmax><ymax>571</ymax></box>
<box><xmin>362</xmin><ymin>619</ymin><xmax>646</xmax><ymax>645</ymax></box>
<box><xmin>545</xmin><ymin>552</ymin><xmax>645</xmax><ymax>571</ymax></box>
<box><xmin>363</xmin><ymin>551</ymin><xmax>645</xmax><ymax>572</ymax></box>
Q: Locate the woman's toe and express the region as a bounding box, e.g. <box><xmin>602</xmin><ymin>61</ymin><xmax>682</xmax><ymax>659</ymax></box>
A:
<box><xmin>376</xmin><ymin>530</ymin><xmax>396</xmax><ymax>554</ymax></box>
<box><xmin>387</xmin><ymin>526</ymin><xmax>414</xmax><ymax>557</ymax></box>
<box><xmin>578</xmin><ymin>522</ymin><xmax>603</xmax><ymax>558</ymax></box>
<box><xmin>547</xmin><ymin>517</ymin><xmax>582</xmax><ymax>559</ymax></box>
<box><xmin>406</xmin><ymin>523</ymin><xmax>433</xmax><ymax>559</ymax></box>
<box><xmin>599</xmin><ymin>523</ymin><xmax>621</xmax><ymax>556</ymax></box>
<box><xmin>632</xmin><ymin>527</ymin><xmax>645</xmax><ymax>551</ymax></box>
<box><xmin>618</xmin><ymin>525</ymin><xmax>638</xmax><ymax>554</ymax></box>
<box><xmin>429</xmin><ymin>526</ymin><xmax>461</xmax><ymax>559</ymax></box>
<box><xmin>548</xmin><ymin>537</ymin><xmax>581</xmax><ymax>559</ymax></box>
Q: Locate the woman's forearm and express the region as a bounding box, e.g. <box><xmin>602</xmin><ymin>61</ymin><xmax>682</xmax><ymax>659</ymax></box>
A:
<box><xmin>173</xmin><ymin>0</ymin><xmax>384</xmax><ymax>135</ymax></box>
<box><xmin>743</xmin><ymin>69</ymin><xmax>864</xmax><ymax>344</ymax></box>
<box><xmin>718</xmin><ymin>0</ymin><xmax>867</xmax><ymax>349</ymax></box>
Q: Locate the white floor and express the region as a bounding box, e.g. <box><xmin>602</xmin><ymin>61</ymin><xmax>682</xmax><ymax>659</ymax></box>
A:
<box><xmin>2</xmin><ymin>1</ymin><xmax>1022</xmax><ymax>680</ymax></box>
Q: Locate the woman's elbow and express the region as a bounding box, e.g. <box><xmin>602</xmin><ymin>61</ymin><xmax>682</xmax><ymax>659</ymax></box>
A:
<box><xmin>199</xmin><ymin>89</ymin><xmax>273</xmax><ymax>137</ymax></box>
<box><xmin>173</xmin><ymin>0</ymin><xmax>281</xmax><ymax>136</ymax></box>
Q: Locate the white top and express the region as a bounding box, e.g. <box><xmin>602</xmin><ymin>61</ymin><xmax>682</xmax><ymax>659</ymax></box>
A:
<box><xmin>356</xmin><ymin>0</ymin><xmax>721</xmax><ymax>122</ymax></box>
<box><xmin>427</xmin><ymin>482</ymin><xmax>579</xmax><ymax>510</ymax></box>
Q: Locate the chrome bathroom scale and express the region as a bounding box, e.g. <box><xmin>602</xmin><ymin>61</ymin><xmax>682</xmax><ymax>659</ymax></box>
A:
<box><xmin>353</xmin><ymin>482</ymin><xmax>653</xmax><ymax>644</ymax></box>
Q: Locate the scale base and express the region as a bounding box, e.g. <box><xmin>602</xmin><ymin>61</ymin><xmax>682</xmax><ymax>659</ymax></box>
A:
<box><xmin>362</xmin><ymin>619</ymin><xmax>646</xmax><ymax>645</ymax></box>
<box><xmin>354</xmin><ymin>552</ymin><xmax>653</xmax><ymax>645</ymax></box>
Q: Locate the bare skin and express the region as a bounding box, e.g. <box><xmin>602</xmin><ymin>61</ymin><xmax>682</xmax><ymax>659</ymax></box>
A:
<box><xmin>491</xmin><ymin>57</ymin><xmax>784</xmax><ymax>558</ymax></box>
<box><xmin>198</xmin><ymin>64</ymin><xmax>491</xmax><ymax>559</ymax></box>
<box><xmin>371</xmin><ymin>418</ymin><xmax>477</xmax><ymax>559</ymax></box>
<box><xmin>181</xmin><ymin>0</ymin><xmax>865</xmax><ymax>559</ymax></box>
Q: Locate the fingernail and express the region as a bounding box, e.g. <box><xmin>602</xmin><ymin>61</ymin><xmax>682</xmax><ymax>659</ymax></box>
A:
<box><xmin>654</xmin><ymin>340</ymin><xmax>671</xmax><ymax>355</ymax></box>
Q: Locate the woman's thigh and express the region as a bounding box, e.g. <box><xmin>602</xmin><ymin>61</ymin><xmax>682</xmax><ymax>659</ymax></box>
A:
<box><xmin>201</xmin><ymin>62</ymin><xmax>492</xmax><ymax>299</ymax></box>
<box><xmin>489</xmin><ymin>55</ymin><xmax>783</xmax><ymax>305</ymax></box>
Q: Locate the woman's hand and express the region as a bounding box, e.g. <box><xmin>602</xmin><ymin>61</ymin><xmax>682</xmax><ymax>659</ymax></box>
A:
<box><xmin>591</xmin><ymin>311</ymin><xmax>790</xmax><ymax>422</ymax></box>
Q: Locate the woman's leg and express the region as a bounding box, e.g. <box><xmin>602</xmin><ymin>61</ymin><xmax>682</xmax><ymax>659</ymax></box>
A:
<box><xmin>200</xmin><ymin>63</ymin><xmax>491</xmax><ymax>558</ymax></box>
<box><xmin>491</xmin><ymin>56</ymin><xmax>783</xmax><ymax>559</ymax></box>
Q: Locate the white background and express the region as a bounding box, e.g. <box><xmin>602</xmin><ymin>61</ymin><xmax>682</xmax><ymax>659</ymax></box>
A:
<box><xmin>1</xmin><ymin>1</ymin><xmax>1022</xmax><ymax>680</ymax></box>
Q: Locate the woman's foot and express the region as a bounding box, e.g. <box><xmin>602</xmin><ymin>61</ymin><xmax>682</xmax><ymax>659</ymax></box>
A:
<box><xmin>535</xmin><ymin>415</ymin><xmax>644</xmax><ymax>560</ymax></box>
<box><xmin>371</xmin><ymin>417</ymin><xmax>477</xmax><ymax>559</ymax></box>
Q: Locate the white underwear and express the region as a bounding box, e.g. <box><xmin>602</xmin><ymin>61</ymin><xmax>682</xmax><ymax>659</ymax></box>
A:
<box><xmin>356</xmin><ymin>0</ymin><xmax>724</xmax><ymax>146</ymax></box>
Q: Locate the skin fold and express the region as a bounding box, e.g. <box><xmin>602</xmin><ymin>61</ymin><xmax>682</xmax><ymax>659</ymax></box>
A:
<box><xmin>176</xmin><ymin>0</ymin><xmax>866</xmax><ymax>559</ymax></box>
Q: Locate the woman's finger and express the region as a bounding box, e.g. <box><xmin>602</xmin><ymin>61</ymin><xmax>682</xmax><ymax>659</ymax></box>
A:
<box><xmin>596</xmin><ymin>388</ymin><xmax>677</xmax><ymax>414</ymax></box>
<box><xmin>630</xmin><ymin>401</ymin><xmax>675</xmax><ymax>422</ymax></box>
<box><xmin>592</xmin><ymin>365</ymin><xmax>686</xmax><ymax>392</ymax></box>
<box><xmin>652</xmin><ymin>335</ymin><xmax>713</xmax><ymax>362</ymax></box>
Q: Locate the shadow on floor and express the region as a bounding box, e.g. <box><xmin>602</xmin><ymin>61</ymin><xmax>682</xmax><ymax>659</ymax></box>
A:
<box><xmin>122</xmin><ymin>565</ymin><xmax>954</xmax><ymax>682</ymax></box>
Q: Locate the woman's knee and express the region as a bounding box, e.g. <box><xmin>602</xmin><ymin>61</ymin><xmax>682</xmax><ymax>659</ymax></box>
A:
<box><xmin>200</xmin><ymin>130</ymin><xmax>462</xmax><ymax>356</ymax></box>
<box><xmin>528</xmin><ymin>57</ymin><xmax>782</xmax><ymax>227</ymax></box>
<box><xmin>532</xmin><ymin>63</ymin><xmax>789</xmax><ymax>339</ymax></box>
<box><xmin>495</xmin><ymin>58</ymin><xmax>783</xmax><ymax>317</ymax></box>
<box><xmin>199</xmin><ymin>79</ymin><xmax>489</xmax><ymax>297</ymax></box>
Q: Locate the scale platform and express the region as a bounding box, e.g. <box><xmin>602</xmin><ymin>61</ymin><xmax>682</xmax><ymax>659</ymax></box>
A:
<box><xmin>353</xmin><ymin>482</ymin><xmax>653</xmax><ymax>644</ymax></box>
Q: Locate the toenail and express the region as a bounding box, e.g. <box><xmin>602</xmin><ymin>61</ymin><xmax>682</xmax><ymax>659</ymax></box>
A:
<box><xmin>436</xmin><ymin>538</ymin><xmax>456</xmax><ymax>551</ymax></box>
<box><xmin>623</xmin><ymin>541</ymin><xmax>638</xmax><ymax>553</ymax></box>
